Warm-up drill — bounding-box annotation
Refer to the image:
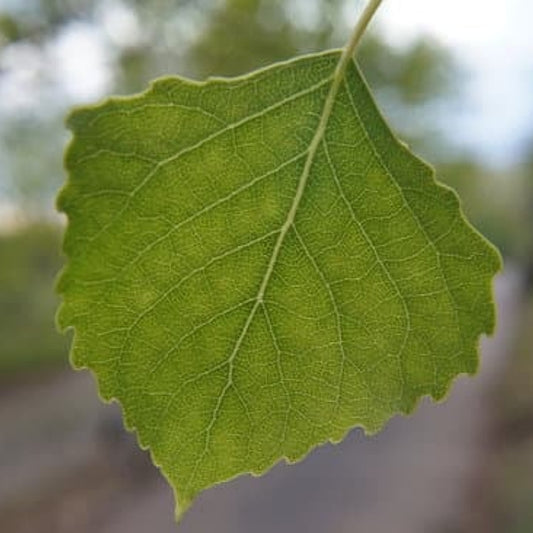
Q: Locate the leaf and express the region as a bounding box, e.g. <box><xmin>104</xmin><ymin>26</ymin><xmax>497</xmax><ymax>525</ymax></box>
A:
<box><xmin>57</xmin><ymin>50</ymin><xmax>501</xmax><ymax>517</ymax></box>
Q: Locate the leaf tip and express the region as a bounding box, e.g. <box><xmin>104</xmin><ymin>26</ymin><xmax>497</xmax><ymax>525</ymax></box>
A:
<box><xmin>174</xmin><ymin>494</ymin><xmax>193</xmax><ymax>524</ymax></box>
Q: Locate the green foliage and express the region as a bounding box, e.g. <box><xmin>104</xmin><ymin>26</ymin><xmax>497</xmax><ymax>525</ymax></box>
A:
<box><xmin>360</xmin><ymin>36</ymin><xmax>454</xmax><ymax>105</ymax></box>
<box><xmin>57</xmin><ymin>47</ymin><xmax>500</xmax><ymax>517</ymax></box>
<box><xmin>0</xmin><ymin>225</ymin><xmax>67</xmax><ymax>376</ymax></box>
<box><xmin>437</xmin><ymin>160</ymin><xmax>517</xmax><ymax>257</ymax></box>
<box><xmin>187</xmin><ymin>0</ymin><xmax>338</xmax><ymax>77</ymax></box>
<box><xmin>0</xmin><ymin>13</ymin><xmax>20</xmax><ymax>44</ymax></box>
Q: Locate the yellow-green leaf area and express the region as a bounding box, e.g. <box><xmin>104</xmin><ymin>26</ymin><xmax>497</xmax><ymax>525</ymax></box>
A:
<box><xmin>57</xmin><ymin>50</ymin><xmax>501</xmax><ymax>517</ymax></box>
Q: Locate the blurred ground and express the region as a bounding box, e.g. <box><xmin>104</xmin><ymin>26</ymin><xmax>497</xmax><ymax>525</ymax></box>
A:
<box><xmin>0</xmin><ymin>267</ymin><xmax>522</xmax><ymax>533</ymax></box>
<box><xmin>475</xmin><ymin>288</ymin><xmax>533</xmax><ymax>533</ymax></box>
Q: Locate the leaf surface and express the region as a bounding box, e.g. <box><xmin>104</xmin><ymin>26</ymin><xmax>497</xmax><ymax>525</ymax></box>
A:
<box><xmin>57</xmin><ymin>50</ymin><xmax>501</xmax><ymax>516</ymax></box>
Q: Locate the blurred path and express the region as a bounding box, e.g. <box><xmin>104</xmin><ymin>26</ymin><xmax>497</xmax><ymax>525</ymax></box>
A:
<box><xmin>0</xmin><ymin>370</ymin><xmax>103</xmax><ymax>505</ymax></box>
<box><xmin>0</xmin><ymin>267</ymin><xmax>522</xmax><ymax>533</ymax></box>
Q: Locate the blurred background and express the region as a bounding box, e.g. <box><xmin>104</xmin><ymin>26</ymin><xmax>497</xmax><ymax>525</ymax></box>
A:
<box><xmin>0</xmin><ymin>0</ymin><xmax>532</xmax><ymax>531</ymax></box>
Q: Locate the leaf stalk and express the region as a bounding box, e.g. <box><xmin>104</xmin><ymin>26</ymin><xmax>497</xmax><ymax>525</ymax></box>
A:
<box><xmin>340</xmin><ymin>0</ymin><xmax>384</xmax><ymax>70</ymax></box>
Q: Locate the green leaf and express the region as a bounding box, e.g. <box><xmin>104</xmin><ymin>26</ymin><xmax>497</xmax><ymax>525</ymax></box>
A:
<box><xmin>57</xmin><ymin>50</ymin><xmax>501</xmax><ymax>517</ymax></box>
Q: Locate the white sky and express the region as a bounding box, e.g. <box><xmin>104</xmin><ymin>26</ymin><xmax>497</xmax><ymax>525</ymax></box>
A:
<box><xmin>369</xmin><ymin>0</ymin><xmax>533</xmax><ymax>166</ymax></box>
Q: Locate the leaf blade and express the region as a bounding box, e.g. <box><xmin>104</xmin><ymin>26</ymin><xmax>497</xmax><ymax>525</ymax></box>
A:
<box><xmin>57</xmin><ymin>50</ymin><xmax>501</xmax><ymax>517</ymax></box>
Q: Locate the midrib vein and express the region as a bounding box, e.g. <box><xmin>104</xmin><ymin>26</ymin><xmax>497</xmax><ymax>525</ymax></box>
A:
<box><xmin>190</xmin><ymin>0</ymin><xmax>385</xmax><ymax>488</ymax></box>
<box><xmin>255</xmin><ymin>52</ymin><xmax>350</xmax><ymax>305</ymax></box>
<box><xmin>253</xmin><ymin>0</ymin><xmax>378</xmax><ymax>310</ymax></box>
<box><xmin>203</xmin><ymin>48</ymin><xmax>358</xmax><ymax>436</ymax></box>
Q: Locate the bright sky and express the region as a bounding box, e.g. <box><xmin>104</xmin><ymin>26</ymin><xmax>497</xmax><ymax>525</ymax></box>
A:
<box><xmin>369</xmin><ymin>0</ymin><xmax>533</xmax><ymax>166</ymax></box>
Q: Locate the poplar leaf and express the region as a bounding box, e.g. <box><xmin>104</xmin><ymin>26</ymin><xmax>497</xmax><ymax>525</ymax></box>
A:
<box><xmin>57</xmin><ymin>50</ymin><xmax>501</xmax><ymax>517</ymax></box>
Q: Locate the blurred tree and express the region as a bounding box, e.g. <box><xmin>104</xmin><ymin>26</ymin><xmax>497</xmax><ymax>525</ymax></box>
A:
<box><xmin>438</xmin><ymin>159</ymin><xmax>522</xmax><ymax>258</ymax></box>
<box><xmin>522</xmin><ymin>142</ymin><xmax>533</xmax><ymax>291</ymax></box>
<box><xmin>0</xmin><ymin>224</ymin><xmax>67</xmax><ymax>377</ymax></box>
<box><xmin>0</xmin><ymin>0</ymin><xmax>94</xmax><ymax>47</ymax></box>
<box><xmin>0</xmin><ymin>12</ymin><xmax>20</xmax><ymax>44</ymax></box>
